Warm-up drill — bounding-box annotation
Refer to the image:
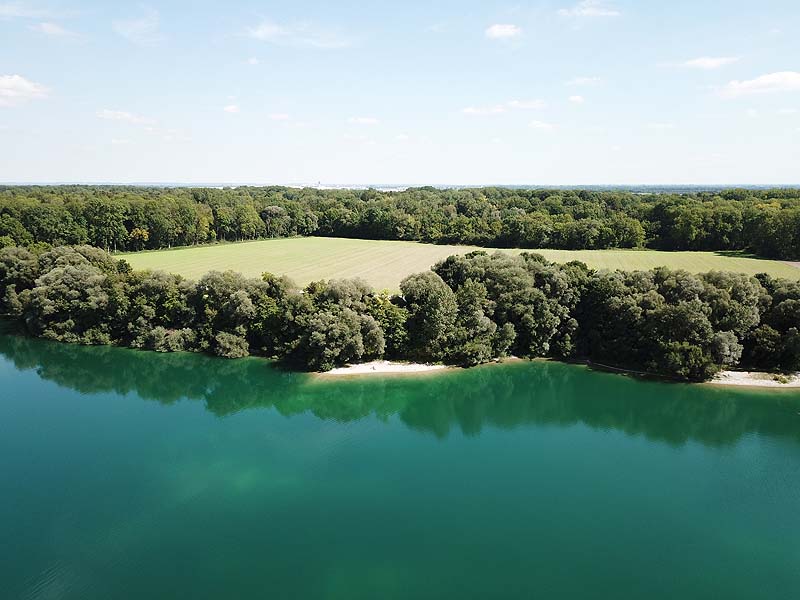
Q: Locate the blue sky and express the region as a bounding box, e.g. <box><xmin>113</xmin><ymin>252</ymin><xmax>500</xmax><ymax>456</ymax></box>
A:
<box><xmin>1</xmin><ymin>0</ymin><xmax>799</xmax><ymax>184</ymax></box>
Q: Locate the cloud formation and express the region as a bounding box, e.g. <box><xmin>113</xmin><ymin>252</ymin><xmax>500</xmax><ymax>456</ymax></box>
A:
<box><xmin>721</xmin><ymin>71</ymin><xmax>800</xmax><ymax>98</ymax></box>
<box><xmin>485</xmin><ymin>24</ymin><xmax>521</xmax><ymax>39</ymax></box>
<box><xmin>682</xmin><ymin>56</ymin><xmax>739</xmax><ymax>69</ymax></box>
<box><xmin>0</xmin><ymin>74</ymin><xmax>48</xmax><ymax>107</ymax></box>
<box><xmin>529</xmin><ymin>120</ymin><xmax>555</xmax><ymax>130</ymax></box>
<box><xmin>558</xmin><ymin>1</ymin><xmax>620</xmax><ymax>18</ymax></box>
<box><xmin>29</xmin><ymin>21</ymin><xmax>76</xmax><ymax>36</ymax></box>
<box><xmin>567</xmin><ymin>76</ymin><xmax>602</xmax><ymax>86</ymax></box>
<box><xmin>223</xmin><ymin>105</ymin><xmax>240</xmax><ymax>114</ymax></box>
<box><xmin>348</xmin><ymin>116</ymin><xmax>379</xmax><ymax>125</ymax></box>
<box><xmin>113</xmin><ymin>7</ymin><xmax>162</xmax><ymax>46</ymax></box>
<box><xmin>246</xmin><ymin>20</ymin><xmax>352</xmax><ymax>48</ymax></box>
<box><xmin>96</xmin><ymin>109</ymin><xmax>155</xmax><ymax>125</ymax></box>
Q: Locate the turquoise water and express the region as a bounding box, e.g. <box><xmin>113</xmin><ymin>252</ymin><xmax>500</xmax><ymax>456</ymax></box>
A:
<box><xmin>1</xmin><ymin>331</ymin><xmax>799</xmax><ymax>599</ymax></box>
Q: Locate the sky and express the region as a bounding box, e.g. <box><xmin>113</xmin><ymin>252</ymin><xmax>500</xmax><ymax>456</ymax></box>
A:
<box><xmin>1</xmin><ymin>0</ymin><xmax>799</xmax><ymax>185</ymax></box>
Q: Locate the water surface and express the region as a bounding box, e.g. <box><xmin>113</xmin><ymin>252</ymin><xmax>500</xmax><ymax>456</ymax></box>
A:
<box><xmin>1</xmin><ymin>332</ymin><xmax>799</xmax><ymax>599</ymax></box>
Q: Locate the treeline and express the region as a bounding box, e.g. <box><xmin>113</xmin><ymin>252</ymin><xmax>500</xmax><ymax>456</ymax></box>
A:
<box><xmin>1</xmin><ymin>185</ymin><xmax>799</xmax><ymax>258</ymax></box>
<box><xmin>1</xmin><ymin>245</ymin><xmax>798</xmax><ymax>380</ymax></box>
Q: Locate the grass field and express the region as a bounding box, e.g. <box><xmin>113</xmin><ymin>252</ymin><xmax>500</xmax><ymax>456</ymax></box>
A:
<box><xmin>119</xmin><ymin>237</ymin><xmax>800</xmax><ymax>291</ymax></box>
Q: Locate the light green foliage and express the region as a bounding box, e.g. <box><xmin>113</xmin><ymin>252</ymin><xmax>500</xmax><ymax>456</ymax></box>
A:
<box><xmin>120</xmin><ymin>238</ymin><xmax>800</xmax><ymax>292</ymax></box>
<box><xmin>1</xmin><ymin>243</ymin><xmax>798</xmax><ymax>380</ymax></box>
<box><xmin>214</xmin><ymin>332</ymin><xmax>250</xmax><ymax>358</ymax></box>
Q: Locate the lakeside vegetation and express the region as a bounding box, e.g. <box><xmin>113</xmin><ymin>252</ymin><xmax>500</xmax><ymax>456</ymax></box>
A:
<box><xmin>1</xmin><ymin>244</ymin><xmax>798</xmax><ymax>381</ymax></box>
<box><xmin>120</xmin><ymin>237</ymin><xmax>800</xmax><ymax>291</ymax></box>
<box><xmin>2</xmin><ymin>185</ymin><xmax>800</xmax><ymax>259</ymax></box>
<box><xmin>3</xmin><ymin>330</ymin><xmax>799</xmax><ymax>446</ymax></box>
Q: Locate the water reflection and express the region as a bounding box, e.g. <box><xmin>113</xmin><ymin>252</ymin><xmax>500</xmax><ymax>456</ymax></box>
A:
<box><xmin>1</xmin><ymin>329</ymin><xmax>798</xmax><ymax>447</ymax></box>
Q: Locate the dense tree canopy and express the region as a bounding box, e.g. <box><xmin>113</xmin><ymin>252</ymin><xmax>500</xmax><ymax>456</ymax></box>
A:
<box><xmin>1</xmin><ymin>185</ymin><xmax>799</xmax><ymax>259</ymax></box>
<box><xmin>1</xmin><ymin>244</ymin><xmax>797</xmax><ymax>381</ymax></box>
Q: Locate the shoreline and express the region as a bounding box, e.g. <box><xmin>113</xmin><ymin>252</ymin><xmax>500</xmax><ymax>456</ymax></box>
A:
<box><xmin>319</xmin><ymin>360</ymin><xmax>451</xmax><ymax>377</ymax></box>
<box><xmin>708</xmin><ymin>370</ymin><xmax>800</xmax><ymax>389</ymax></box>
<box><xmin>318</xmin><ymin>358</ymin><xmax>800</xmax><ymax>390</ymax></box>
<box><xmin>2</xmin><ymin>322</ymin><xmax>796</xmax><ymax>390</ymax></box>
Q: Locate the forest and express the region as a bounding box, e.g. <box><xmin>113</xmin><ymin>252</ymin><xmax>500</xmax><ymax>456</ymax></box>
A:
<box><xmin>1</xmin><ymin>185</ymin><xmax>799</xmax><ymax>259</ymax></box>
<box><xmin>1</xmin><ymin>244</ymin><xmax>798</xmax><ymax>381</ymax></box>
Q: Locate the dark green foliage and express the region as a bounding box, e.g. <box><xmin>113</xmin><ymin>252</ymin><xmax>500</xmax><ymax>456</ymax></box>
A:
<box><xmin>2</xmin><ymin>185</ymin><xmax>800</xmax><ymax>258</ymax></box>
<box><xmin>0</xmin><ymin>246</ymin><xmax>39</xmax><ymax>313</ymax></box>
<box><xmin>399</xmin><ymin>271</ymin><xmax>457</xmax><ymax>361</ymax></box>
<box><xmin>742</xmin><ymin>277</ymin><xmax>800</xmax><ymax>372</ymax></box>
<box><xmin>0</xmin><ymin>244</ymin><xmax>796</xmax><ymax>380</ymax></box>
<box><xmin>214</xmin><ymin>332</ymin><xmax>250</xmax><ymax>358</ymax></box>
<box><xmin>365</xmin><ymin>293</ymin><xmax>408</xmax><ymax>357</ymax></box>
<box><xmin>297</xmin><ymin>307</ymin><xmax>385</xmax><ymax>371</ymax></box>
<box><xmin>144</xmin><ymin>327</ymin><xmax>196</xmax><ymax>352</ymax></box>
<box><xmin>710</xmin><ymin>331</ymin><xmax>743</xmax><ymax>367</ymax></box>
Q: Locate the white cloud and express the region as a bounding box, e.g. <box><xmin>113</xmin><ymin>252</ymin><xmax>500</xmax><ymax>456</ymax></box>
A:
<box><xmin>269</xmin><ymin>113</ymin><xmax>290</xmax><ymax>121</ymax></box>
<box><xmin>113</xmin><ymin>7</ymin><xmax>162</xmax><ymax>46</ymax></box>
<box><xmin>246</xmin><ymin>57</ymin><xmax>260</xmax><ymax>65</ymax></box>
<box><xmin>777</xmin><ymin>108</ymin><xmax>798</xmax><ymax>115</ymax></box>
<box><xmin>348</xmin><ymin>116</ymin><xmax>379</xmax><ymax>125</ymax></box>
<box><xmin>647</xmin><ymin>122</ymin><xmax>675</xmax><ymax>130</ymax></box>
<box><xmin>462</xmin><ymin>105</ymin><xmax>506</xmax><ymax>116</ymax></box>
<box><xmin>485</xmin><ymin>24</ymin><xmax>521</xmax><ymax>39</ymax></box>
<box><xmin>29</xmin><ymin>21</ymin><xmax>76</xmax><ymax>36</ymax></box>
<box><xmin>507</xmin><ymin>99</ymin><xmax>546</xmax><ymax>109</ymax></box>
<box><xmin>111</xmin><ymin>138</ymin><xmax>130</xmax><ymax>146</ymax></box>
<box><xmin>96</xmin><ymin>109</ymin><xmax>155</xmax><ymax>125</ymax></box>
<box><xmin>529</xmin><ymin>120</ymin><xmax>555</xmax><ymax>130</ymax></box>
<box><xmin>568</xmin><ymin>95</ymin><xmax>585</xmax><ymax>103</ymax></box>
<box><xmin>223</xmin><ymin>105</ymin><xmax>240</xmax><ymax>114</ymax></box>
<box><xmin>558</xmin><ymin>1</ymin><xmax>620</xmax><ymax>18</ymax></box>
<box><xmin>682</xmin><ymin>56</ymin><xmax>739</xmax><ymax>70</ymax></box>
<box><xmin>721</xmin><ymin>71</ymin><xmax>800</xmax><ymax>98</ymax></box>
<box><xmin>246</xmin><ymin>20</ymin><xmax>352</xmax><ymax>49</ymax></box>
<box><xmin>0</xmin><ymin>3</ymin><xmax>51</xmax><ymax>18</ymax></box>
<box><xmin>0</xmin><ymin>74</ymin><xmax>48</xmax><ymax>107</ymax></box>
<box><xmin>567</xmin><ymin>76</ymin><xmax>601</xmax><ymax>86</ymax></box>
<box><xmin>745</xmin><ymin>108</ymin><xmax>759</xmax><ymax>118</ymax></box>
<box><xmin>395</xmin><ymin>133</ymin><xmax>410</xmax><ymax>141</ymax></box>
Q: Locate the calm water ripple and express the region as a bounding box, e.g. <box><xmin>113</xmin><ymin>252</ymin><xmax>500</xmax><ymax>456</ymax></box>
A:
<box><xmin>1</xmin><ymin>331</ymin><xmax>799</xmax><ymax>599</ymax></box>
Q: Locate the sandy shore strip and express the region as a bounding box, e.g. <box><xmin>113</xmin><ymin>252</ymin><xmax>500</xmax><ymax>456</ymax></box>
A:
<box><xmin>321</xmin><ymin>360</ymin><xmax>450</xmax><ymax>376</ymax></box>
<box><xmin>710</xmin><ymin>370</ymin><xmax>800</xmax><ymax>388</ymax></box>
<box><xmin>321</xmin><ymin>359</ymin><xmax>799</xmax><ymax>388</ymax></box>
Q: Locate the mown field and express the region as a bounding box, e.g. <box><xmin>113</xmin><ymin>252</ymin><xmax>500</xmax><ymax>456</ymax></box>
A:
<box><xmin>119</xmin><ymin>237</ymin><xmax>800</xmax><ymax>291</ymax></box>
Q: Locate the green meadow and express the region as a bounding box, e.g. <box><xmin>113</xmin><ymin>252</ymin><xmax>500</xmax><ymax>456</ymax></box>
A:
<box><xmin>119</xmin><ymin>237</ymin><xmax>800</xmax><ymax>291</ymax></box>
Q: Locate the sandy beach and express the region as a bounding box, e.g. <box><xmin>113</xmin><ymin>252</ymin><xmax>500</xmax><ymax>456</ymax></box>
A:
<box><xmin>710</xmin><ymin>370</ymin><xmax>800</xmax><ymax>388</ymax></box>
<box><xmin>322</xmin><ymin>360</ymin><xmax>800</xmax><ymax>389</ymax></box>
<box><xmin>321</xmin><ymin>360</ymin><xmax>450</xmax><ymax>376</ymax></box>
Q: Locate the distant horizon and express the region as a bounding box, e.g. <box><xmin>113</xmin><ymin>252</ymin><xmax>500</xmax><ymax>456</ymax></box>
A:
<box><xmin>2</xmin><ymin>1</ymin><xmax>799</xmax><ymax>184</ymax></box>
<box><xmin>2</xmin><ymin>181</ymin><xmax>800</xmax><ymax>191</ymax></box>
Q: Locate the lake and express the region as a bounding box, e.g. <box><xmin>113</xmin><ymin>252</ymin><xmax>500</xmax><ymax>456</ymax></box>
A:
<box><xmin>1</xmin><ymin>330</ymin><xmax>799</xmax><ymax>599</ymax></box>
